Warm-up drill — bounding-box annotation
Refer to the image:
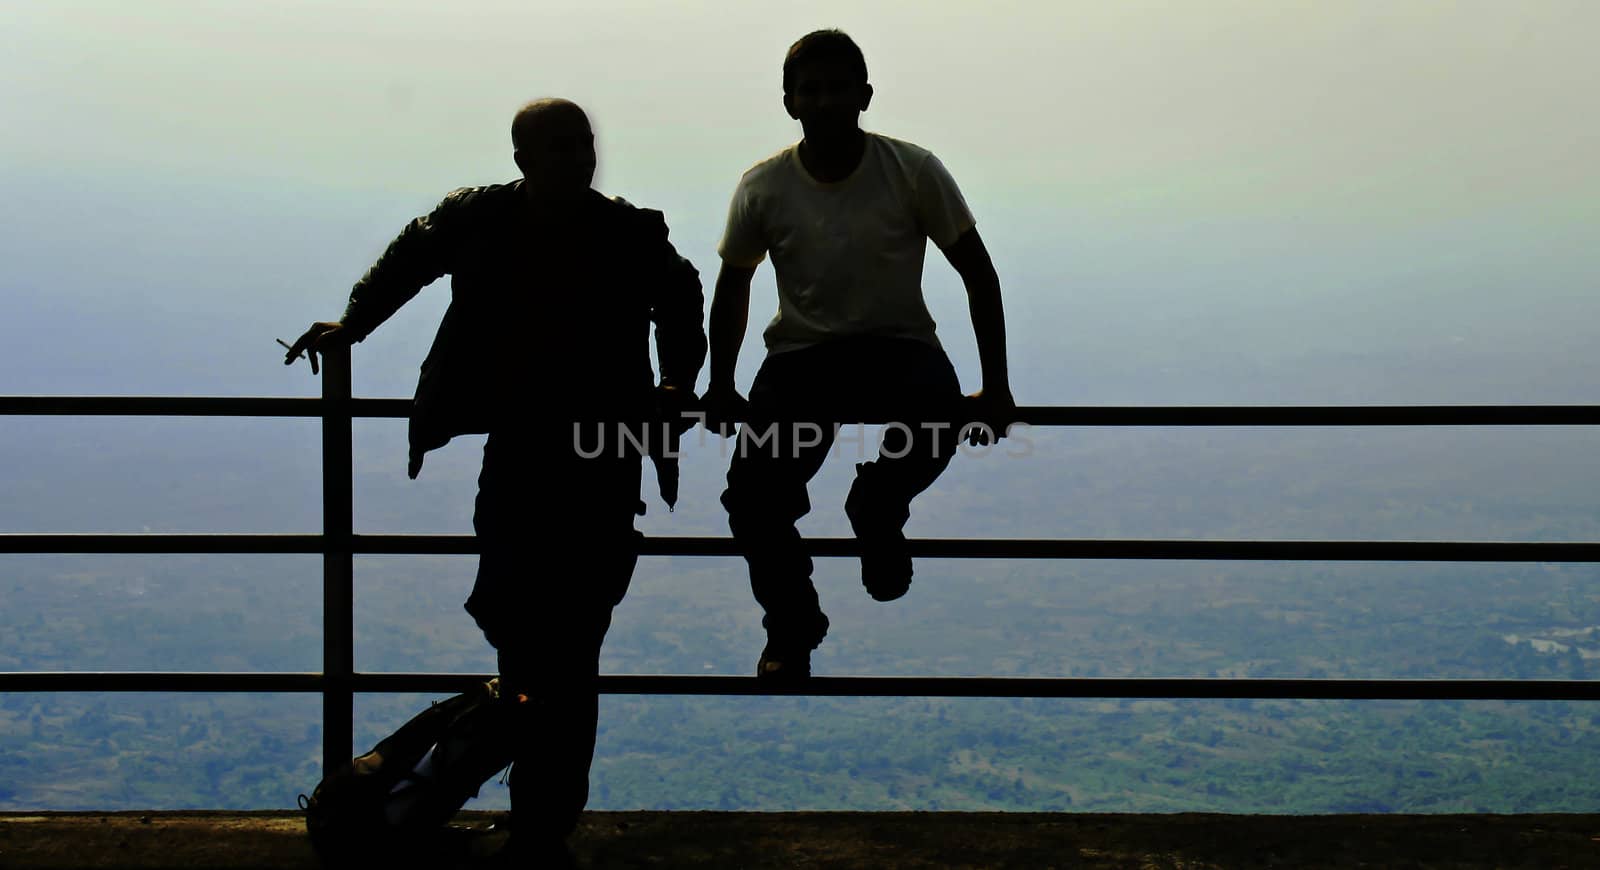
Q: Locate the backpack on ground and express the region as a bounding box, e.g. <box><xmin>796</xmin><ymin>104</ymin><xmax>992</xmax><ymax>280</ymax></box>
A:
<box><xmin>299</xmin><ymin>678</ymin><xmax>519</xmax><ymax>857</ymax></box>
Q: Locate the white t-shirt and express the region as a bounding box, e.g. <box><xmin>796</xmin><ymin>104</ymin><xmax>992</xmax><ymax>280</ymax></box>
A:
<box><xmin>717</xmin><ymin>132</ymin><xmax>976</xmax><ymax>355</ymax></box>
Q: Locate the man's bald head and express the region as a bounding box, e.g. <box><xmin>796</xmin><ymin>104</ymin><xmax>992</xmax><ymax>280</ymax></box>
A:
<box><xmin>511</xmin><ymin>98</ymin><xmax>596</xmax><ymax>201</ymax></box>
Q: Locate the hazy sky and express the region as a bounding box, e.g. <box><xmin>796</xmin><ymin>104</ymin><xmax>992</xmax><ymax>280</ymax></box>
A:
<box><xmin>3</xmin><ymin>0</ymin><xmax>1596</xmax><ymax>402</ymax></box>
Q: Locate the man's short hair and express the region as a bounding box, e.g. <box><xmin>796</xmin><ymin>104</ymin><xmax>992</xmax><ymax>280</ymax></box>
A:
<box><xmin>782</xmin><ymin>29</ymin><xmax>868</xmax><ymax>95</ymax></box>
<box><xmin>511</xmin><ymin>98</ymin><xmax>588</xmax><ymax>151</ymax></box>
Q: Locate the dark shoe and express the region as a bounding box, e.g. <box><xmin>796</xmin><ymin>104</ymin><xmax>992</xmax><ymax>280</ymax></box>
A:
<box><xmin>845</xmin><ymin>471</ymin><xmax>913</xmax><ymax>602</ymax></box>
<box><xmin>756</xmin><ymin>641</ymin><xmax>811</xmax><ymax>682</ymax></box>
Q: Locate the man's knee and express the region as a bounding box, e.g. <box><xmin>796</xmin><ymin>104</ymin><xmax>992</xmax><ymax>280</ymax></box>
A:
<box><xmin>468</xmin><ymin>531</ymin><xmax>636</xmax><ymax>651</ymax></box>
<box><xmin>500</xmin><ymin>649</ymin><xmax>600</xmax><ymax>698</ymax></box>
<box><xmin>846</xmin><ymin>465</ymin><xmax>912</xmax><ymax>528</ymax></box>
<box><xmin>593</xmin><ymin>530</ymin><xmax>641</xmax><ymax>608</ymax></box>
<box><xmin>722</xmin><ymin>472</ymin><xmax>811</xmax><ymax>528</ymax></box>
<box><xmin>495</xmin><ymin>604</ymin><xmax>613</xmax><ymax>684</ymax></box>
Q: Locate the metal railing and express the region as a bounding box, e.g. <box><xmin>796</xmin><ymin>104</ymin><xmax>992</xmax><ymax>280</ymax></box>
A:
<box><xmin>4</xmin><ymin>345</ymin><xmax>1600</xmax><ymax>774</ymax></box>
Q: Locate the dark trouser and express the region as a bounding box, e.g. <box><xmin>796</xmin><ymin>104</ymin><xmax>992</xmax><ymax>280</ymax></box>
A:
<box><xmin>720</xmin><ymin>337</ymin><xmax>962</xmax><ymax>651</ymax></box>
<box><xmin>464</xmin><ymin>427</ymin><xmax>642</xmax><ymax>842</ymax></box>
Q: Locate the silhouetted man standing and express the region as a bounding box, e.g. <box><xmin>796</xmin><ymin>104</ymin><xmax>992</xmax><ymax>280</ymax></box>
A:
<box><xmin>703</xmin><ymin>31</ymin><xmax>1015</xmax><ymax>682</ymax></box>
<box><xmin>285</xmin><ymin>98</ymin><xmax>705</xmax><ymax>864</ymax></box>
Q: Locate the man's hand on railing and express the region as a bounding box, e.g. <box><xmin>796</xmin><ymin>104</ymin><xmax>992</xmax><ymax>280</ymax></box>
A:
<box><xmin>282</xmin><ymin>322</ymin><xmax>353</xmax><ymax>376</ymax></box>
<box><xmin>963</xmin><ymin>387</ymin><xmax>1018</xmax><ymax>446</ymax></box>
<box><xmin>700</xmin><ymin>384</ymin><xmax>750</xmax><ymax>439</ymax></box>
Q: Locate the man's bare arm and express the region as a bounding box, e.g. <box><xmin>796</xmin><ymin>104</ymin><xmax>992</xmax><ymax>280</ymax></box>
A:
<box><xmin>941</xmin><ymin>228</ymin><xmax>1012</xmax><ymax>397</ymax></box>
<box><xmin>708</xmin><ymin>264</ymin><xmax>756</xmax><ymax>392</ymax></box>
<box><xmin>941</xmin><ymin>227</ymin><xmax>1015</xmax><ymax>442</ymax></box>
<box><xmin>704</xmin><ymin>263</ymin><xmax>757</xmax><ymax>432</ymax></box>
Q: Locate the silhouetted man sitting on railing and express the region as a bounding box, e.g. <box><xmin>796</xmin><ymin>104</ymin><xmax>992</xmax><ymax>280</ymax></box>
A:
<box><xmin>701</xmin><ymin>30</ymin><xmax>1016</xmax><ymax>683</ymax></box>
<box><xmin>283</xmin><ymin>97</ymin><xmax>705</xmax><ymax>865</ymax></box>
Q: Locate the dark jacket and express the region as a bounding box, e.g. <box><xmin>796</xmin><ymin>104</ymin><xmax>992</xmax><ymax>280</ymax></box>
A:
<box><xmin>338</xmin><ymin>182</ymin><xmax>707</xmax><ymax>478</ymax></box>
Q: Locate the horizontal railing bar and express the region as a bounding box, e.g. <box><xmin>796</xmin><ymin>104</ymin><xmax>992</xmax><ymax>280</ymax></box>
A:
<box><xmin>599</xmin><ymin>675</ymin><xmax>1600</xmax><ymax>701</ymax></box>
<box><xmin>4</xmin><ymin>533</ymin><xmax>1598</xmax><ymax>562</ymax></box>
<box><xmin>4</xmin><ymin>672</ymin><xmax>1599</xmax><ymax>701</ymax></box>
<box><xmin>1023</xmin><ymin>406</ymin><xmax>1600</xmax><ymax>427</ymax></box>
<box><xmin>0</xmin><ymin>396</ymin><xmax>411</xmax><ymax>418</ymax></box>
<box><xmin>0</xmin><ymin>397</ymin><xmax>410</xmax><ymax>418</ymax></box>
<box><xmin>0</xmin><ymin>673</ymin><xmax>327</xmax><ymax>692</ymax></box>
<box><xmin>4</xmin><ymin>397</ymin><xmax>1600</xmax><ymax>426</ymax></box>
<box><xmin>0</xmin><ymin>534</ymin><xmax>332</xmax><ymax>554</ymax></box>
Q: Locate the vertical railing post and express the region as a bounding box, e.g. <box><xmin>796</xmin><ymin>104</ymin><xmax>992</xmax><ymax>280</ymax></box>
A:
<box><xmin>321</xmin><ymin>344</ymin><xmax>354</xmax><ymax>774</ymax></box>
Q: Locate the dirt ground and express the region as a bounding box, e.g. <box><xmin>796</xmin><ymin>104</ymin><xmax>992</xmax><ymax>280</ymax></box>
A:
<box><xmin>2</xmin><ymin>810</ymin><xmax>1598</xmax><ymax>869</ymax></box>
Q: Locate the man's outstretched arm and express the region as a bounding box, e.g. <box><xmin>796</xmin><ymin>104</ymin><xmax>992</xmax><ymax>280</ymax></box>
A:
<box><xmin>941</xmin><ymin>227</ymin><xmax>1016</xmax><ymax>434</ymax></box>
<box><xmin>283</xmin><ymin>192</ymin><xmax>464</xmax><ymax>373</ymax></box>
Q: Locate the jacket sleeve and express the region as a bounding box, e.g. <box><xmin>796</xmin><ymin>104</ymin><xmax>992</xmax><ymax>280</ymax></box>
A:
<box><xmin>639</xmin><ymin>209</ymin><xmax>708</xmax><ymax>390</ymax></box>
<box><xmin>339</xmin><ymin>188</ymin><xmax>472</xmax><ymax>342</ymax></box>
